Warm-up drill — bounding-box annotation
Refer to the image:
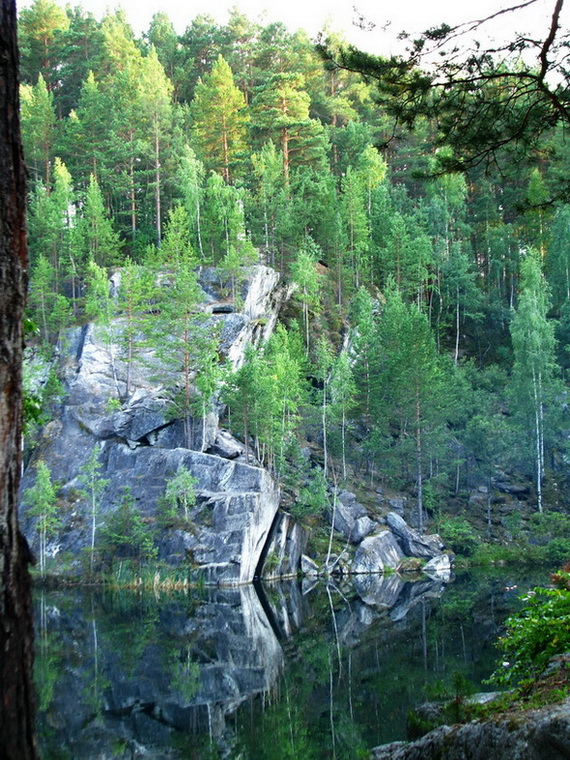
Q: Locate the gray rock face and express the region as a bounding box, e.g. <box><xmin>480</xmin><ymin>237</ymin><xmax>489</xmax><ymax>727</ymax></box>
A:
<box><xmin>261</xmin><ymin>511</ymin><xmax>307</xmax><ymax>579</ymax></box>
<box><xmin>423</xmin><ymin>554</ymin><xmax>452</xmax><ymax>581</ymax></box>
<box><xmin>371</xmin><ymin>700</ymin><xmax>570</xmax><ymax>760</ymax></box>
<box><xmin>21</xmin><ymin>265</ymin><xmax>292</xmax><ymax>585</ymax></box>
<box><xmin>350</xmin><ymin>515</ymin><xmax>377</xmax><ymax>544</ymax></box>
<box><xmin>386</xmin><ymin>512</ymin><xmax>446</xmax><ymax>559</ymax></box>
<box><xmin>329</xmin><ymin>490</ymin><xmax>368</xmax><ymax>539</ymax></box>
<box><xmin>352</xmin><ymin>531</ymin><xmax>404</xmax><ymax>574</ymax></box>
<box><xmin>301</xmin><ymin>554</ymin><xmax>319</xmax><ymax>577</ymax></box>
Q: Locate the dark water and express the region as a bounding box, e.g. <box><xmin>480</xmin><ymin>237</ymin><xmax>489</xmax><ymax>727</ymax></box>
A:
<box><xmin>34</xmin><ymin>567</ymin><xmax>549</xmax><ymax>759</ymax></box>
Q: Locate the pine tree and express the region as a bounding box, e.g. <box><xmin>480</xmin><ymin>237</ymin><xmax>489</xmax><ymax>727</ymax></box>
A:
<box><xmin>79</xmin><ymin>173</ymin><xmax>122</xmax><ymax>268</ymax></box>
<box><xmin>116</xmin><ymin>258</ymin><xmax>154</xmax><ymax>397</ymax></box>
<box><xmin>251</xmin><ymin>72</ymin><xmax>326</xmax><ymax>183</ymax></box>
<box><xmin>191</xmin><ymin>55</ymin><xmax>249</xmax><ymax>183</ymax></box>
<box><xmin>250</xmin><ymin>141</ymin><xmax>284</xmax><ymax>266</ymax></box>
<box><xmin>147</xmin><ymin>252</ymin><xmax>203</xmax><ymax>448</ymax></box>
<box><xmin>138</xmin><ymin>47</ymin><xmax>173</xmax><ymax>245</ymax></box>
<box><xmin>18</xmin><ymin>0</ymin><xmax>69</xmax><ymax>90</ymax></box>
<box><xmin>365</xmin><ymin>284</ymin><xmax>445</xmax><ymax>530</ymax></box>
<box><xmin>19</xmin><ymin>74</ymin><xmax>56</xmax><ymax>185</ymax></box>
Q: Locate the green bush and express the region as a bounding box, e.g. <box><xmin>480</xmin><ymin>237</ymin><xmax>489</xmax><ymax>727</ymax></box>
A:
<box><xmin>529</xmin><ymin>511</ymin><xmax>570</xmax><ymax>540</ymax></box>
<box><xmin>100</xmin><ymin>487</ymin><xmax>157</xmax><ymax>565</ymax></box>
<box><xmin>490</xmin><ymin>569</ymin><xmax>570</xmax><ymax>687</ymax></box>
<box><xmin>544</xmin><ymin>538</ymin><xmax>570</xmax><ymax>565</ymax></box>
<box><xmin>439</xmin><ymin>517</ymin><xmax>479</xmax><ymax>557</ymax></box>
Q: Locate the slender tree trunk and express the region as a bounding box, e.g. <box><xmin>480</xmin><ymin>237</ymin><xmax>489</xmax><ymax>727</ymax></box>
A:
<box><xmin>0</xmin><ymin>1</ymin><xmax>38</xmax><ymax>753</ymax></box>
<box><xmin>129</xmin><ymin>148</ymin><xmax>136</xmax><ymax>239</ymax></box>
<box><xmin>486</xmin><ymin>475</ymin><xmax>492</xmax><ymax>538</ymax></box>
<box><xmin>341</xmin><ymin>408</ymin><xmax>347</xmax><ymax>481</ymax></box>
<box><xmin>416</xmin><ymin>391</ymin><xmax>424</xmax><ymax>534</ymax></box>
<box><xmin>454</xmin><ymin>283</ymin><xmax>460</xmax><ymax>364</ymax></box>
<box><xmin>90</xmin><ymin>480</ymin><xmax>96</xmax><ymax>573</ymax></box>
<box><xmin>154</xmin><ymin>119</ymin><xmax>161</xmax><ymax>246</ymax></box>
<box><xmin>196</xmin><ymin>193</ymin><xmax>204</xmax><ymax>259</ymax></box>
<box><xmin>282</xmin><ymin>127</ymin><xmax>290</xmax><ymax>185</ymax></box>
<box><xmin>532</xmin><ymin>367</ymin><xmax>543</xmax><ymax>513</ymax></box>
<box><xmin>184</xmin><ymin>319</ymin><xmax>192</xmax><ymax>449</ymax></box>
<box><xmin>322</xmin><ymin>379</ymin><xmax>328</xmax><ymax>477</ymax></box>
<box><xmin>243</xmin><ymin>405</ymin><xmax>249</xmax><ymax>464</ymax></box>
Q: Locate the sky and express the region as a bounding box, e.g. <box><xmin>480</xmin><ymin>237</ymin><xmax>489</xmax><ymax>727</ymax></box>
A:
<box><xmin>17</xmin><ymin>0</ymin><xmax>566</xmax><ymax>55</ymax></box>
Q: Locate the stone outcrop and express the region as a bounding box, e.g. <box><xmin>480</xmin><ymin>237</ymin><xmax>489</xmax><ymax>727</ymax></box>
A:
<box><xmin>352</xmin><ymin>531</ymin><xmax>404</xmax><ymax>574</ymax></box>
<box><xmin>386</xmin><ymin>512</ymin><xmax>446</xmax><ymax>559</ymax></box>
<box><xmin>261</xmin><ymin>511</ymin><xmax>308</xmax><ymax>580</ymax></box>
<box><xmin>328</xmin><ymin>489</ymin><xmax>368</xmax><ymax>539</ymax></box>
<box><xmin>371</xmin><ymin>700</ymin><xmax>570</xmax><ymax>760</ymax></box>
<box><xmin>423</xmin><ymin>554</ymin><xmax>452</xmax><ymax>581</ymax></box>
<box><xmin>20</xmin><ymin>265</ymin><xmax>297</xmax><ymax>585</ymax></box>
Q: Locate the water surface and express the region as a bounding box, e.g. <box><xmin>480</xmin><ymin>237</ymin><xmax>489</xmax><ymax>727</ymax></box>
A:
<box><xmin>34</xmin><ymin>567</ymin><xmax>548</xmax><ymax>759</ymax></box>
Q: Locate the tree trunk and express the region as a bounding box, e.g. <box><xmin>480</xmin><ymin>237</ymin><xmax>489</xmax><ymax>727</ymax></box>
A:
<box><xmin>416</xmin><ymin>391</ymin><xmax>424</xmax><ymax>534</ymax></box>
<box><xmin>0</xmin><ymin>1</ymin><xmax>38</xmax><ymax>756</ymax></box>
<box><xmin>154</xmin><ymin>119</ymin><xmax>161</xmax><ymax>246</ymax></box>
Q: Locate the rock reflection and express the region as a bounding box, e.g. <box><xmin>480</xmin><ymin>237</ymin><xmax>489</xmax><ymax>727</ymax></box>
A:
<box><xmin>35</xmin><ymin>571</ymin><xmax>531</xmax><ymax>759</ymax></box>
<box><xmin>35</xmin><ymin>584</ymin><xmax>290</xmax><ymax>758</ymax></box>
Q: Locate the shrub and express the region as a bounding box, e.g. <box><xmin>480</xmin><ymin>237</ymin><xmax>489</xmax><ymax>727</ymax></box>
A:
<box><xmin>529</xmin><ymin>511</ymin><xmax>570</xmax><ymax>540</ymax></box>
<box><xmin>490</xmin><ymin>568</ymin><xmax>570</xmax><ymax>687</ymax></box>
<box><xmin>439</xmin><ymin>517</ymin><xmax>479</xmax><ymax>557</ymax></box>
<box><xmin>100</xmin><ymin>487</ymin><xmax>157</xmax><ymax>564</ymax></box>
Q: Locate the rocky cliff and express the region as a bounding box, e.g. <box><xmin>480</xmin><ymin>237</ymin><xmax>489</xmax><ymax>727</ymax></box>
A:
<box><xmin>20</xmin><ymin>265</ymin><xmax>293</xmax><ymax>585</ymax></box>
<box><xmin>20</xmin><ymin>263</ymin><xmax>452</xmax><ymax>585</ymax></box>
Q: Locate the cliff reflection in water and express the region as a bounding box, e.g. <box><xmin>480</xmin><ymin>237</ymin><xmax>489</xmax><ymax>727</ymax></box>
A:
<box><xmin>34</xmin><ymin>570</ymin><xmax>540</xmax><ymax>759</ymax></box>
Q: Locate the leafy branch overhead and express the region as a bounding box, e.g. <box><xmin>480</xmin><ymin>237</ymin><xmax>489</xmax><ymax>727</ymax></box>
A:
<box><xmin>319</xmin><ymin>0</ymin><xmax>570</xmax><ymax>194</ymax></box>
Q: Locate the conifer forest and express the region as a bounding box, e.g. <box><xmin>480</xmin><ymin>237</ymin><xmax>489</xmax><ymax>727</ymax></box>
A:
<box><xmin>17</xmin><ymin>0</ymin><xmax>570</xmax><ymax>564</ymax></box>
<box><xmin>11</xmin><ymin>2</ymin><xmax>570</xmax><ymax>758</ymax></box>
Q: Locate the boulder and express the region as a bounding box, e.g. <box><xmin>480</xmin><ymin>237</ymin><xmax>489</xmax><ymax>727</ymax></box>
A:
<box><xmin>371</xmin><ymin>701</ymin><xmax>570</xmax><ymax>760</ymax></box>
<box><xmin>328</xmin><ymin>490</ymin><xmax>368</xmax><ymax>539</ymax></box>
<box><xmin>387</xmin><ymin>497</ymin><xmax>407</xmax><ymax>513</ymax></box>
<box><xmin>350</xmin><ymin>515</ymin><xmax>377</xmax><ymax>544</ymax></box>
<box><xmin>386</xmin><ymin>512</ymin><xmax>445</xmax><ymax>559</ymax></box>
<box><xmin>206</xmin><ymin>429</ymin><xmax>244</xmax><ymax>460</ymax></box>
<box><xmin>301</xmin><ymin>554</ymin><xmax>319</xmax><ymax>577</ymax></box>
<box><xmin>352</xmin><ymin>531</ymin><xmax>404</xmax><ymax>574</ymax></box>
<box><xmin>423</xmin><ymin>554</ymin><xmax>452</xmax><ymax>581</ymax></box>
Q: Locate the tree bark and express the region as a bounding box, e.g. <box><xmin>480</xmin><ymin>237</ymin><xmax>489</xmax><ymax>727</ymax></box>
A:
<box><xmin>0</xmin><ymin>1</ymin><xmax>38</xmax><ymax>757</ymax></box>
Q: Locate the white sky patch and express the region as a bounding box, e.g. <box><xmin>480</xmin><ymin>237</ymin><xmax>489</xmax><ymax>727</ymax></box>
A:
<box><xmin>17</xmin><ymin>0</ymin><xmax>568</xmax><ymax>57</ymax></box>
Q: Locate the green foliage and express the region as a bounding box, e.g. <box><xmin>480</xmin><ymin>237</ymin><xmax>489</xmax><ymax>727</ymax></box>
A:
<box><xmin>291</xmin><ymin>467</ymin><xmax>328</xmax><ymax>519</ymax></box>
<box><xmin>19</xmin><ymin>0</ymin><xmax>570</xmax><ymax>552</ymax></box>
<box><xmin>24</xmin><ymin>460</ymin><xmax>60</xmax><ymax>574</ymax></box>
<box><xmin>78</xmin><ymin>447</ymin><xmax>110</xmax><ymax>573</ymax></box>
<box><xmin>100</xmin><ymin>486</ymin><xmax>157</xmax><ymax>564</ymax></box>
<box><xmin>438</xmin><ymin>517</ymin><xmax>479</xmax><ymax>557</ymax></box>
<box><xmin>491</xmin><ymin>570</ymin><xmax>570</xmax><ymax>687</ymax></box>
<box><xmin>191</xmin><ymin>55</ymin><xmax>249</xmax><ymax>182</ymax></box>
<box><xmin>162</xmin><ymin>467</ymin><xmax>198</xmax><ymax>525</ymax></box>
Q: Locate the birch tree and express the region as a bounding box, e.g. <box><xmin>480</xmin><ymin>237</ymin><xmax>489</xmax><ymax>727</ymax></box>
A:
<box><xmin>510</xmin><ymin>252</ymin><xmax>560</xmax><ymax>513</ymax></box>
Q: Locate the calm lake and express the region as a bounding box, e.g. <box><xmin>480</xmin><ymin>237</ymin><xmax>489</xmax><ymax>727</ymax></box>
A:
<box><xmin>34</xmin><ymin>567</ymin><xmax>549</xmax><ymax>759</ymax></box>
